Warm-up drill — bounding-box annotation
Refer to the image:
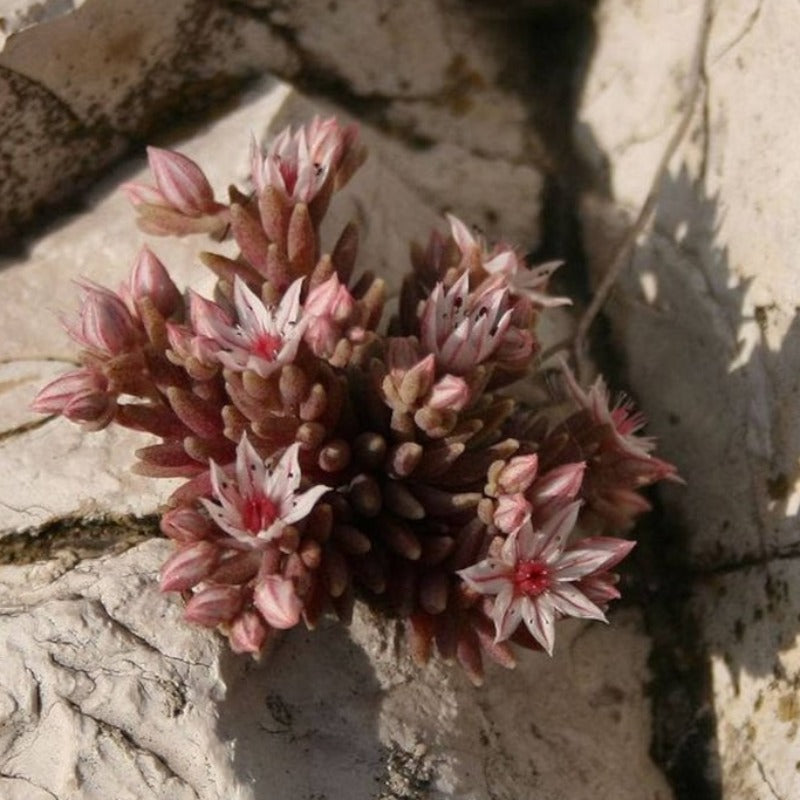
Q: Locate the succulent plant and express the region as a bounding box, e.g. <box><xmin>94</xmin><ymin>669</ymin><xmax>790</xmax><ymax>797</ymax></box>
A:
<box><xmin>33</xmin><ymin>116</ymin><xmax>677</xmax><ymax>684</ymax></box>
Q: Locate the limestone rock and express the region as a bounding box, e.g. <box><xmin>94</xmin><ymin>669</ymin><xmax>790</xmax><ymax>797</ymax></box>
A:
<box><xmin>0</xmin><ymin>0</ymin><xmax>291</xmax><ymax>241</ymax></box>
<box><xmin>0</xmin><ymin>0</ymin><xmax>568</xmax><ymax>245</ymax></box>
<box><xmin>578</xmin><ymin>1</ymin><xmax>800</xmax><ymax>796</ymax></box>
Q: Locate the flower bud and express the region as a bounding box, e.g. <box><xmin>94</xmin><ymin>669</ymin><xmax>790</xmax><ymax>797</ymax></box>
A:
<box><xmin>229</xmin><ymin>609</ymin><xmax>268</xmax><ymax>653</ymax></box>
<box><xmin>31</xmin><ymin>367</ymin><xmax>116</xmax><ymax>428</ymax></box>
<box><xmin>254</xmin><ymin>574</ymin><xmax>303</xmax><ymax>629</ymax></box>
<box><xmin>399</xmin><ymin>354</ymin><xmax>435</xmax><ymax>406</ymax></box>
<box><xmin>31</xmin><ymin>368</ymin><xmax>106</xmax><ymax>415</ymax></box>
<box><xmin>146</xmin><ymin>146</ymin><xmax>216</xmax><ymax>216</ymax></box>
<box><xmin>184</xmin><ymin>585</ymin><xmax>244</xmax><ymax>626</ymax></box>
<box><xmin>427</xmin><ymin>373</ymin><xmax>470</xmax><ymax>412</ymax></box>
<box><xmin>67</xmin><ymin>281</ymin><xmax>139</xmax><ymax>355</ymax></box>
<box><xmin>63</xmin><ymin>391</ymin><xmax>116</xmax><ymax>428</ymax></box>
<box><xmin>128</xmin><ymin>246</ymin><xmax>182</xmax><ymax>318</ymax></box>
<box><xmin>188</xmin><ymin>291</ymin><xmax>232</xmax><ymax>339</ymax></box>
<box><xmin>530</xmin><ymin>462</ymin><xmax>586</xmax><ymax>506</ymax></box>
<box><xmin>160</xmin><ymin>541</ymin><xmax>219</xmax><ymax>592</ymax></box>
<box><xmin>305</xmin><ymin>273</ymin><xmax>354</xmax><ymax>321</ymax></box>
<box><xmin>160</xmin><ymin>507</ymin><xmax>213</xmax><ymax>542</ymax></box>
<box><xmin>303</xmin><ymin>274</ymin><xmax>356</xmax><ymax>358</ymax></box>
<box><xmin>497</xmin><ymin>454</ymin><xmax>539</xmax><ymax>494</ymax></box>
<box><xmin>493</xmin><ymin>492</ymin><xmax>531</xmax><ymax>534</ymax></box>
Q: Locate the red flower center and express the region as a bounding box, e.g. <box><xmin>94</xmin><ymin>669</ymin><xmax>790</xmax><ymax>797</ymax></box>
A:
<box><xmin>252</xmin><ymin>332</ymin><xmax>282</xmax><ymax>361</ymax></box>
<box><xmin>513</xmin><ymin>560</ymin><xmax>551</xmax><ymax>597</ymax></box>
<box><xmin>242</xmin><ymin>493</ymin><xmax>279</xmax><ymax>534</ymax></box>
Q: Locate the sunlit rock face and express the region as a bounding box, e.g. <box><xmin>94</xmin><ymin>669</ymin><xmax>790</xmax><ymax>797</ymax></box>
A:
<box><xmin>579</xmin><ymin>2</ymin><xmax>800</xmax><ymax>797</ymax></box>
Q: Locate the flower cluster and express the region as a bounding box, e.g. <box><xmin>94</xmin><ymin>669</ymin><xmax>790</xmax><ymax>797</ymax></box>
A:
<box><xmin>33</xmin><ymin>116</ymin><xmax>677</xmax><ymax>684</ymax></box>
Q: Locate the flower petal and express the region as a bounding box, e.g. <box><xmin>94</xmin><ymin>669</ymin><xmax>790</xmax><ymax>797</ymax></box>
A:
<box><xmin>555</xmin><ymin>538</ymin><xmax>635</xmax><ymax>580</ymax></box>
<box><xmin>539</xmin><ymin>500</ymin><xmax>582</xmax><ymax>563</ymax></box>
<box><xmin>264</xmin><ymin>442</ymin><xmax>302</xmax><ymax>502</ymax></box>
<box><xmin>548</xmin><ymin>583</ymin><xmax>607</xmax><ymax>623</ymax></box>
<box><xmin>521</xmin><ymin>594</ymin><xmax>556</xmax><ymax>656</ymax></box>
<box><xmin>235</xmin><ymin>433</ymin><xmax>266</xmax><ymax>498</ymax></box>
<box><xmin>276</xmin><ymin>276</ymin><xmax>304</xmax><ymax>330</ymax></box>
<box><xmin>492</xmin><ymin>585</ymin><xmax>523</xmax><ymax>642</ymax></box>
<box><xmin>458</xmin><ymin>559</ymin><xmax>513</xmax><ymax>595</ymax></box>
<box><xmin>282</xmin><ymin>483</ymin><xmax>330</xmax><ymax>525</ymax></box>
<box><xmin>233</xmin><ymin>276</ymin><xmax>273</xmax><ymax>334</ymax></box>
<box><xmin>199</xmin><ymin>498</ymin><xmax>251</xmax><ymax>546</ymax></box>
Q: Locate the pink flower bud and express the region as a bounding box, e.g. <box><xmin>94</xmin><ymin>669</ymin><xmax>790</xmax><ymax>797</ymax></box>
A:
<box><xmin>160</xmin><ymin>507</ymin><xmax>213</xmax><ymax>542</ymax></box>
<box><xmin>184</xmin><ymin>585</ymin><xmax>244</xmax><ymax>626</ymax></box>
<box><xmin>494</xmin><ymin>492</ymin><xmax>531</xmax><ymax>534</ymax></box>
<box><xmin>303</xmin><ymin>317</ymin><xmax>338</xmax><ymax>359</ymax></box>
<box><xmin>146</xmin><ymin>147</ymin><xmax>216</xmax><ymax>216</ymax></box>
<box><xmin>165</xmin><ymin>322</ymin><xmax>218</xmax><ymax>367</ymax></box>
<box><xmin>427</xmin><ymin>374</ymin><xmax>470</xmax><ymax>412</ymax></box>
<box><xmin>62</xmin><ymin>390</ymin><xmax>116</xmax><ymax>428</ymax></box>
<box><xmin>305</xmin><ymin>273</ymin><xmax>354</xmax><ymax>322</ymax></box>
<box><xmin>229</xmin><ymin>609</ymin><xmax>268</xmax><ymax>653</ymax></box>
<box><xmin>31</xmin><ymin>368</ymin><xmax>106</xmax><ymax>415</ymax></box>
<box><xmin>497</xmin><ymin>454</ymin><xmax>539</xmax><ymax>494</ymax></box>
<box><xmin>188</xmin><ymin>291</ymin><xmax>232</xmax><ymax>339</ymax></box>
<box><xmin>253</xmin><ymin>574</ymin><xmax>302</xmax><ymax>630</ymax></box>
<box><xmin>127</xmin><ymin>246</ymin><xmax>182</xmax><ymax>318</ymax></box>
<box><xmin>160</xmin><ymin>541</ymin><xmax>219</xmax><ymax>592</ymax></box>
<box><xmin>31</xmin><ymin>367</ymin><xmax>116</xmax><ymax>428</ymax></box>
<box><xmin>302</xmin><ymin>275</ymin><xmax>355</xmax><ymax>358</ymax></box>
<box><xmin>121</xmin><ymin>181</ymin><xmax>165</xmax><ymax>207</ymax></box>
<box><xmin>530</xmin><ymin>462</ymin><xmax>586</xmax><ymax>506</ymax></box>
<box><xmin>67</xmin><ymin>281</ymin><xmax>139</xmax><ymax>355</ymax></box>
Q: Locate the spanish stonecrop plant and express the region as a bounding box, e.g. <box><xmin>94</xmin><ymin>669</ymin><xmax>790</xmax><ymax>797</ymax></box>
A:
<box><xmin>33</xmin><ymin>117</ymin><xmax>676</xmax><ymax>684</ymax></box>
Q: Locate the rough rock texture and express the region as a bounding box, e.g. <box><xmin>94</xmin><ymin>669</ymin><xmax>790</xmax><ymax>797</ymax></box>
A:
<box><xmin>0</xmin><ymin>540</ymin><xmax>669</xmax><ymax>800</ymax></box>
<box><xmin>0</xmin><ymin>69</ymin><xmax>672</xmax><ymax>800</ymax></box>
<box><xmin>0</xmin><ymin>0</ymin><xmax>591</xmax><ymax>246</ymax></box>
<box><xmin>578</xmin><ymin>1</ymin><xmax>800</xmax><ymax>797</ymax></box>
<box><xmin>0</xmin><ymin>0</ymin><xmax>289</xmax><ymax>241</ymax></box>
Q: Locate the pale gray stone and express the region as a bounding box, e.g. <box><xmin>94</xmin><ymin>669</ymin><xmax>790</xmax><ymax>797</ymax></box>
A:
<box><xmin>0</xmin><ymin>0</ymin><xmax>555</xmax><ymax>242</ymax></box>
<box><xmin>578</xmin><ymin>1</ymin><xmax>800</xmax><ymax>796</ymax></box>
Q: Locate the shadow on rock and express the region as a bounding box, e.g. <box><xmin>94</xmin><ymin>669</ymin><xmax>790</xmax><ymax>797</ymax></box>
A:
<box><xmin>216</xmin><ymin>617</ymin><xmax>385</xmax><ymax>800</ymax></box>
<box><xmin>593</xmin><ymin>160</ymin><xmax>800</xmax><ymax>798</ymax></box>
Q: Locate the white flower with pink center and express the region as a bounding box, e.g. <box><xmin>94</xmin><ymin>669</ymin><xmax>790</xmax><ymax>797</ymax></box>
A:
<box><xmin>198</xmin><ymin>276</ymin><xmax>306</xmax><ymax>378</ymax></box>
<box><xmin>447</xmin><ymin>214</ymin><xmax>569</xmax><ymax>308</ymax></box>
<box><xmin>458</xmin><ymin>502</ymin><xmax>635</xmax><ymax>655</ymax></box>
<box><xmin>201</xmin><ymin>435</ymin><xmax>329</xmax><ymax>548</ymax></box>
<box><xmin>420</xmin><ymin>272</ymin><xmax>515</xmax><ymax>375</ymax></box>
<box><xmin>251</xmin><ymin>116</ymin><xmax>356</xmax><ymax>204</ymax></box>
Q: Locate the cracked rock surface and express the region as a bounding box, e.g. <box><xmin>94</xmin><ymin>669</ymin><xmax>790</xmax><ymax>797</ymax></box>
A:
<box><xmin>579</xmin><ymin>1</ymin><xmax>800</xmax><ymax>797</ymax></box>
<box><xmin>0</xmin><ymin>0</ymin><xmax>558</xmax><ymax>244</ymax></box>
<box><xmin>0</xmin><ymin>53</ymin><xmax>672</xmax><ymax>800</ymax></box>
<box><xmin>0</xmin><ymin>540</ymin><xmax>668</xmax><ymax>800</ymax></box>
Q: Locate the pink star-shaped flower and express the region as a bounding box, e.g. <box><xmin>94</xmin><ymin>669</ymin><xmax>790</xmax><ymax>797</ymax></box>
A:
<box><xmin>420</xmin><ymin>272</ymin><xmax>525</xmax><ymax>374</ymax></box>
<box><xmin>251</xmin><ymin>116</ymin><xmax>359</xmax><ymax>204</ymax></box>
<box><xmin>458</xmin><ymin>502</ymin><xmax>635</xmax><ymax>655</ymax></box>
<box><xmin>201</xmin><ymin>435</ymin><xmax>329</xmax><ymax>548</ymax></box>
<box><xmin>195</xmin><ymin>276</ymin><xmax>306</xmax><ymax>378</ymax></box>
<box><xmin>447</xmin><ymin>214</ymin><xmax>569</xmax><ymax>308</ymax></box>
